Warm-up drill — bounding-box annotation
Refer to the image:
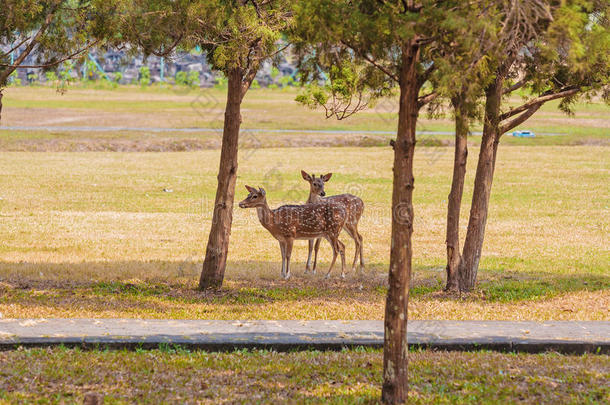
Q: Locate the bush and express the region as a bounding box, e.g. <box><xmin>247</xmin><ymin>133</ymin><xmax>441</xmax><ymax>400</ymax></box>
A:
<box><xmin>214</xmin><ymin>74</ymin><xmax>228</xmax><ymax>89</ymax></box>
<box><xmin>8</xmin><ymin>71</ymin><xmax>21</xmax><ymax>86</ymax></box>
<box><xmin>139</xmin><ymin>66</ymin><xmax>151</xmax><ymax>86</ymax></box>
<box><xmin>27</xmin><ymin>72</ymin><xmax>38</xmax><ymax>84</ymax></box>
<box><xmin>176</xmin><ymin>70</ymin><xmax>200</xmax><ymax>88</ymax></box>
<box><xmin>187</xmin><ymin>71</ymin><xmax>200</xmax><ymax>88</ymax></box>
<box><xmin>45</xmin><ymin>71</ymin><xmax>58</xmax><ymax>84</ymax></box>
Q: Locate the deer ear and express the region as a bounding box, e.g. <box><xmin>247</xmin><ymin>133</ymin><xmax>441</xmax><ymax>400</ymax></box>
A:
<box><xmin>322</xmin><ymin>173</ymin><xmax>333</xmax><ymax>182</ymax></box>
<box><xmin>259</xmin><ymin>187</ymin><xmax>266</xmax><ymax>196</ymax></box>
<box><xmin>301</xmin><ymin>170</ymin><xmax>312</xmax><ymax>182</ymax></box>
<box><xmin>245</xmin><ymin>185</ymin><xmax>256</xmax><ymax>193</ymax></box>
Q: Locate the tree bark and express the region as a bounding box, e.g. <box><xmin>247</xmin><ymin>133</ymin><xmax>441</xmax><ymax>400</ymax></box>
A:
<box><xmin>458</xmin><ymin>75</ymin><xmax>503</xmax><ymax>292</ymax></box>
<box><xmin>0</xmin><ymin>89</ymin><xmax>3</xmax><ymax>123</ymax></box>
<box><xmin>198</xmin><ymin>68</ymin><xmax>244</xmax><ymax>290</ymax></box>
<box><xmin>444</xmin><ymin>97</ymin><xmax>468</xmax><ymax>292</ymax></box>
<box><xmin>382</xmin><ymin>42</ymin><xmax>420</xmax><ymax>405</ymax></box>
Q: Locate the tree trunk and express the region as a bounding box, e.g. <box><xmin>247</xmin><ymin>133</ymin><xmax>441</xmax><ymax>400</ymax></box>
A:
<box><xmin>198</xmin><ymin>68</ymin><xmax>244</xmax><ymax>290</ymax></box>
<box><xmin>382</xmin><ymin>42</ymin><xmax>420</xmax><ymax>405</ymax></box>
<box><xmin>458</xmin><ymin>76</ymin><xmax>503</xmax><ymax>292</ymax></box>
<box><xmin>0</xmin><ymin>89</ymin><xmax>3</xmax><ymax>123</ymax></box>
<box><xmin>444</xmin><ymin>98</ymin><xmax>468</xmax><ymax>292</ymax></box>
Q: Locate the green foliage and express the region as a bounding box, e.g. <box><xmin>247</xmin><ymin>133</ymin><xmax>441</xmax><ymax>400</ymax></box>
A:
<box><xmin>26</xmin><ymin>72</ymin><xmax>37</xmax><ymax>84</ymax></box>
<box><xmin>84</xmin><ymin>59</ymin><xmax>98</xmax><ymax>82</ymax></box>
<box><xmin>296</xmin><ymin>57</ymin><xmax>392</xmax><ymax>118</ymax></box>
<box><xmin>57</xmin><ymin>61</ymin><xmax>74</xmax><ymax>92</ymax></box>
<box><xmin>7</xmin><ymin>71</ymin><xmax>20</xmax><ymax>86</ymax></box>
<box><xmin>292</xmin><ymin>0</ymin><xmax>477</xmax><ymax>119</ymax></box>
<box><xmin>44</xmin><ymin>71</ymin><xmax>58</xmax><ymax>84</ymax></box>
<box><xmin>187</xmin><ymin>71</ymin><xmax>200</xmax><ymax>88</ymax></box>
<box><xmin>278</xmin><ymin>75</ymin><xmax>295</xmax><ymax>89</ymax></box>
<box><xmin>175</xmin><ymin>71</ymin><xmax>200</xmax><ymax>88</ymax></box>
<box><xmin>121</xmin><ymin>0</ymin><xmax>293</xmax><ymax>82</ymax></box>
<box><xmin>0</xmin><ymin>0</ymin><xmax>117</xmax><ymax>89</ymax></box>
<box><xmin>270</xmin><ymin>67</ymin><xmax>280</xmax><ymax>79</ymax></box>
<box><xmin>139</xmin><ymin>66</ymin><xmax>151</xmax><ymax>87</ymax></box>
<box><xmin>213</xmin><ymin>73</ymin><xmax>227</xmax><ymax>89</ymax></box>
<box><xmin>524</xmin><ymin>0</ymin><xmax>610</xmax><ymax>114</ymax></box>
<box><xmin>175</xmin><ymin>71</ymin><xmax>187</xmax><ymax>86</ymax></box>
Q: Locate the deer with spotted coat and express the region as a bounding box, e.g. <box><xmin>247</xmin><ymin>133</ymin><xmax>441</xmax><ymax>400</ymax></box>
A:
<box><xmin>301</xmin><ymin>171</ymin><xmax>365</xmax><ymax>276</ymax></box>
<box><xmin>238</xmin><ymin>185</ymin><xmax>347</xmax><ymax>279</ymax></box>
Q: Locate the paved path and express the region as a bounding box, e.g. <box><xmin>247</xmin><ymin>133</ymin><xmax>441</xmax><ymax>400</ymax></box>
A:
<box><xmin>0</xmin><ymin>319</ymin><xmax>607</xmax><ymax>354</ymax></box>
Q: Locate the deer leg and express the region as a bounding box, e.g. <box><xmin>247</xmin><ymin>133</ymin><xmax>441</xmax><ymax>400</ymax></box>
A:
<box><xmin>305</xmin><ymin>239</ymin><xmax>314</xmax><ymax>274</ymax></box>
<box><xmin>344</xmin><ymin>224</ymin><xmax>359</xmax><ymax>273</ymax></box>
<box><xmin>353</xmin><ymin>223</ymin><xmax>365</xmax><ymax>272</ymax></box>
<box><xmin>284</xmin><ymin>239</ymin><xmax>293</xmax><ymax>280</ymax></box>
<box><xmin>312</xmin><ymin>238</ymin><xmax>321</xmax><ymax>274</ymax></box>
<box><xmin>279</xmin><ymin>241</ymin><xmax>286</xmax><ymax>279</ymax></box>
<box><xmin>337</xmin><ymin>239</ymin><xmax>346</xmax><ymax>279</ymax></box>
<box><xmin>324</xmin><ymin>236</ymin><xmax>338</xmax><ymax>279</ymax></box>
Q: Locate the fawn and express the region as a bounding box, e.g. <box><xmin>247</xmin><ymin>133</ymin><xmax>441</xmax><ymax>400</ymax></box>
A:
<box><xmin>238</xmin><ymin>185</ymin><xmax>347</xmax><ymax>279</ymax></box>
<box><xmin>301</xmin><ymin>170</ymin><xmax>365</xmax><ymax>275</ymax></box>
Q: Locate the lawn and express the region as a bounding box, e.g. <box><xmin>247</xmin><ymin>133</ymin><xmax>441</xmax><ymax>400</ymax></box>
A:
<box><xmin>0</xmin><ymin>85</ymin><xmax>608</xmax><ymax>152</ymax></box>
<box><xmin>0</xmin><ymin>347</ymin><xmax>607</xmax><ymax>404</ymax></box>
<box><xmin>0</xmin><ymin>146</ymin><xmax>607</xmax><ymax>320</ymax></box>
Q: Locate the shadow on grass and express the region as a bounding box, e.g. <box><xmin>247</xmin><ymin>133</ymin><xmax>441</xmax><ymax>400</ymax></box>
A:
<box><xmin>0</xmin><ymin>261</ymin><xmax>607</xmax><ymax>308</ymax></box>
<box><xmin>473</xmin><ymin>269</ymin><xmax>609</xmax><ymax>303</ymax></box>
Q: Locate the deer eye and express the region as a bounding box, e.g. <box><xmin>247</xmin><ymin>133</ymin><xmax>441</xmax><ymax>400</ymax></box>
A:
<box><xmin>252</xmin><ymin>195</ymin><xmax>258</xmax><ymax>199</ymax></box>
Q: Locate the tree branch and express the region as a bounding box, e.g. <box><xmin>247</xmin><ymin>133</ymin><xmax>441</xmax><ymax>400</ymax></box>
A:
<box><xmin>422</xmin><ymin>62</ymin><xmax>435</xmax><ymax>81</ymax></box>
<box><xmin>499</xmin><ymin>104</ymin><xmax>542</xmax><ymax>134</ymax></box>
<box><xmin>137</xmin><ymin>34</ymin><xmax>183</xmax><ymax>57</ymax></box>
<box><xmin>0</xmin><ymin>2</ymin><xmax>61</xmax><ymax>84</ymax></box>
<box><xmin>340</xmin><ymin>40</ymin><xmax>399</xmax><ymax>83</ymax></box>
<box><xmin>0</xmin><ymin>36</ymin><xmax>32</xmax><ymax>58</ymax></box>
<box><xmin>417</xmin><ymin>92</ymin><xmax>437</xmax><ymax>108</ymax></box>
<box><xmin>0</xmin><ymin>40</ymin><xmax>100</xmax><ymax>69</ymax></box>
<box><xmin>3</xmin><ymin>3</ymin><xmax>60</xmax><ymax>69</ymax></box>
<box><xmin>499</xmin><ymin>87</ymin><xmax>580</xmax><ymax>121</ymax></box>
<box><xmin>503</xmin><ymin>78</ymin><xmax>526</xmax><ymax>95</ymax></box>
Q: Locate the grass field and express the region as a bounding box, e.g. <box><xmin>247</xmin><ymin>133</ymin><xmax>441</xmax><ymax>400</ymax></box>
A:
<box><xmin>0</xmin><ymin>145</ymin><xmax>607</xmax><ymax>320</ymax></box>
<box><xmin>0</xmin><ymin>348</ymin><xmax>608</xmax><ymax>404</ymax></box>
<box><xmin>0</xmin><ymin>85</ymin><xmax>608</xmax><ymax>152</ymax></box>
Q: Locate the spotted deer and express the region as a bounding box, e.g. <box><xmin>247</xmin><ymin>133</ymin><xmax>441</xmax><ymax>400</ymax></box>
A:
<box><xmin>301</xmin><ymin>170</ymin><xmax>365</xmax><ymax>275</ymax></box>
<box><xmin>238</xmin><ymin>185</ymin><xmax>347</xmax><ymax>279</ymax></box>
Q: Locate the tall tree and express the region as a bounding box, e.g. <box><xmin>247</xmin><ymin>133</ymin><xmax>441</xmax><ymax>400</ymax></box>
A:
<box><xmin>456</xmin><ymin>0</ymin><xmax>609</xmax><ymax>291</ymax></box>
<box><xmin>194</xmin><ymin>1</ymin><xmax>292</xmax><ymax>290</ymax></box>
<box><xmin>427</xmin><ymin>17</ymin><xmax>496</xmax><ymax>292</ymax></box>
<box><xmin>0</xmin><ymin>0</ymin><xmax>111</xmax><ymax>122</ymax></box>
<box><xmin>293</xmin><ymin>1</ymin><xmax>475</xmax><ymax>402</ymax></box>
<box><xmin>121</xmin><ymin>0</ymin><xmax>292</xmax><ymax>290</ymax></box>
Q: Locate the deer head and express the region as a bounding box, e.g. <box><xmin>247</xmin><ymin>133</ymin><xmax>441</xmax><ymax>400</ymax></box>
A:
<box><xmin>238</xmin><ymin>185</ymin><xmax>267</xmax><ymax>208</ymax></box>
<box><xmin>301</xmin><ymin>170</ymin><xmax>332</xmax><ymax>197</ymax></box>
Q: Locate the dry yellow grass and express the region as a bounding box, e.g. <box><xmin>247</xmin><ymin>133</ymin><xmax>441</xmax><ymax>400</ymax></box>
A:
<box><xmin>0</xmin><ymin>145</ymin><xmax>607</xmax><ymax>319</ymax></box>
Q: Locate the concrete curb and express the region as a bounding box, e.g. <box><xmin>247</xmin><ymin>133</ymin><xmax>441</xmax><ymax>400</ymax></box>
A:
<box><xmin>1</xmin><ymin>319</ymin><xmax>608</xmax><ymax>354</ymax></box>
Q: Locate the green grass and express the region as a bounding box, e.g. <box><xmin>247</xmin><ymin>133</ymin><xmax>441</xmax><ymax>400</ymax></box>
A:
<box><xmin>0</xmin><ymin>347</ymin><xmax>607</xmax><ymax>404</ymax></box>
